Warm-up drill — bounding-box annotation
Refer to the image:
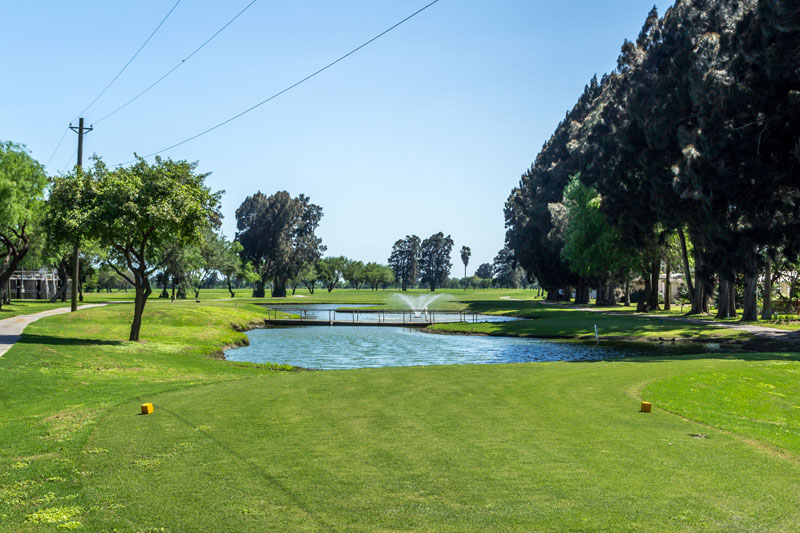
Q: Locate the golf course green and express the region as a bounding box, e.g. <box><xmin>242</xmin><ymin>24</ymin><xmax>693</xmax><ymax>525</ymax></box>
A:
<box><xmin>1</xmin><ymin>290</ymin><xmax>798</xmax><ymax>531</ymax></box>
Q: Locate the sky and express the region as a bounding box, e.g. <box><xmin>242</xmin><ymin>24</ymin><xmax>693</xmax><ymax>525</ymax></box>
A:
<box><xmin>1</xmin><ymin>0</ymin><xmax>670</xmax><ymax>275</ymax></box>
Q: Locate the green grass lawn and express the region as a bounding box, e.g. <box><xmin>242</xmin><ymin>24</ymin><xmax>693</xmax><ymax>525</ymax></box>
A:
<box><xmin>431</xmin><ymin>300</ymin><xmax>752</xmax><ymax>342</ymax></box>
<box><xmin>646</xmin><ymin>356</ymin><xmax>800</xmax><ymax>454</ymax></box>
<box><xmin>1</xmin><ymin>298</ymin><xmax>799</xmax><ymax>530</ymax></box>
<box><xmin>0</xmin><ymin>300</ymin><xmax>71</xmax><ymax>319</ymax></box>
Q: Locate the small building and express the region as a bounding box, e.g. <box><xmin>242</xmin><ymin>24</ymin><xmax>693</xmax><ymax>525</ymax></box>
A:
<box><xmin>631</xmin><ymin>273</ymin><xmax>688</xmax><ymax>302</ymax></box>
<box><xmin>8</xmin><ymin>269</ymin><xmax>61</xmax><ymax>300</ymax></box>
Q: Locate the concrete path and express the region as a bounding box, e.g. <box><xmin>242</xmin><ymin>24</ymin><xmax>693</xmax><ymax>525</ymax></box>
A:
<box><xmin>0</xmin><ymin>304</ymin><xmax>107</xmax><ymax>357</ymax></box>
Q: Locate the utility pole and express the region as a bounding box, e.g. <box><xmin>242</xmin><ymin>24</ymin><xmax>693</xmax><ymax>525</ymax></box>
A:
<box><xmin>68</xmin><ymin>118</ymin><xmax>93</xmax><ymax>312</ymax></box>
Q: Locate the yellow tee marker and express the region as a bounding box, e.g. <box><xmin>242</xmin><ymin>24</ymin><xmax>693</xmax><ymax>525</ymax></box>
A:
<box><xmin>640</xmin><ymin>401</ymin><xmax>652</xmax><ymax>413</ymax></box>
<box><xmin>141</xmin><ymin>403</ymin><xmax>154</xmax><ymax>415</ymax></box>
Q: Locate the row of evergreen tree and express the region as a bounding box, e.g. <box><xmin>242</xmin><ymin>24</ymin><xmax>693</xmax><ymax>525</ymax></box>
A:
<box><xmin>505</xmin><ymin>0</ymin><xmax>799</xmax><ymax>320</ymax></box>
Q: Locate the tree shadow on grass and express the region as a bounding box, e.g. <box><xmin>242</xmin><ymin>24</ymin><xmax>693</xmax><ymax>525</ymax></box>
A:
<box><xmin>16</xmin><ymin>333</ymin><xmax>124</xmax><ymax>347</ymax></box>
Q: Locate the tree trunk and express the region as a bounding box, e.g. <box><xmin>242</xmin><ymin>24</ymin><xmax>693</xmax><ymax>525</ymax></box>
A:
<box><xmin>761</xmin><ymin>254</ymin><xmax>773</xmax><ymax>320</ymax></box>
<box><xmin>271</xmin><ymin>276</ymin><xmax>287</xmax><ymax>298</ymax></box>
<box><xmin>159</xmin><ymin>274</ymin><xmax>169</xmax><ymax>298</ymax></box>
<box><xmin>605</xmin><ymin>278</ymin><xmax>616</xmax><ymax>306</ymax></box>
<box><xmin>688</xmin><ymin>242</ymin><xmax>706</xmax><ymax>315</ymax></box>
<box><xmin>716</xmin><ymin>277</ymin><xmax>735</xmax><ymax>319</ymax></box>
<box><xmin>742</xmin><ymin>271</ymin><xmax>758</xmax><ymax>321</ymax></box>
<box><xmin>664</xmin><ymin>262</ymin><xmax>671</xmax><ymax>311</ymax></box>
<box><xmin>227</xmin><ymin>277</ymin><xmax>236</xmax><ymax>298</ymax></box>
<box><xmin>171</xmin><ymin>276</ymin><xmax>177</xmax><ymax>301</ymax></box>
<box><xmin>595</xmin><ymin>284</ymin><xmax>605</xmax><ymax>307</ymax></box>
<box><xmin>78</xmin><ymin>281</ymin><xmax>84</xmax><ymax>302</ymax></box>
<box><xmin>648</xmin><ymin>259</ymin><xmax>661</xmax><ymax>311</ymax></box>
<box><xmin>678</xmin><ymin>227</ymin><xmax>694</xmax><ymax>300</ymax></box>
<box><xmin>728</xmin><ymin>276</ymin><xmax>737</xmax><ymax>318</ymax></box>
<box><xmin>49</xmin><ymin>258</ymin><xmax>69</xmax><ymax>303</ymax></box>
<box><xmin>253</xmin><ymin>278</ymin><xmax>266</xmax><ymax>298</ymax></box>
<box><xmin>637</xmin><ymin>270</ymin><xmax>650</xmax><ymax>312</ymax></box>
<box><xmin>624</xmin><ymin>277</ymin><xmax>631</xmax><ymax>307</ymax></box>
<box><xmin>50</xmin><ymin>273</ymin><xmax>69</xmax><ymax>303</ymax></box>
<box><xmin>71</xmin><ymin>244</ymin><xmax>79</xmax><ymax>312</ymax></box>
<box><xmin>129</xmin><ymin>272</ymin><xmax>151</xmax><ymax>342</ymax></box>
<box><xmin>576</xmin><ymin>279</ymin><xmax>590</xmax><ymax>305</ymax></box>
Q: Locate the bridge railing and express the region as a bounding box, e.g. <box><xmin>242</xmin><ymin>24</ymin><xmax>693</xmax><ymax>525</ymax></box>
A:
<box><xmin>264</xmin><ymin>309</ymin><xmax>481</xmax><ymax>324</ymax></box>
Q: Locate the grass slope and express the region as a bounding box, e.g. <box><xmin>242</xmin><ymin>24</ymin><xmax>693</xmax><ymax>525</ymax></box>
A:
<box><xmin>0</xmin><ymin>299</ymin><xmax>799</xmax><ymax>530</ymax></box>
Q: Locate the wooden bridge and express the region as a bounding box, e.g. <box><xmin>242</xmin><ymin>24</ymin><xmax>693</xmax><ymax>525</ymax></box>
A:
<box><xmin>263</xmin><ymin>309</ymin><xmax>483</xmax><ymax>327</ymax></box>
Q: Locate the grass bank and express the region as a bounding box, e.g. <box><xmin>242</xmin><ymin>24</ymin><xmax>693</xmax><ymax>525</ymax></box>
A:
<box><xmin>430</xmin><ymin>300</ymin><xmax>753</xmax><ymax>344</ymax></box>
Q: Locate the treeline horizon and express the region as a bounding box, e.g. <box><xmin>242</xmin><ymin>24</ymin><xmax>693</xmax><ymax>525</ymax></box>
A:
<box><xmin>505</xmin><ymin>0</ymin><xmax>799</xmax><ymax>321</ymax></box>
<box><xmin>0</xmin><ymin>150</ymin><xmax>527</xmax><ymax>340</ymax></box>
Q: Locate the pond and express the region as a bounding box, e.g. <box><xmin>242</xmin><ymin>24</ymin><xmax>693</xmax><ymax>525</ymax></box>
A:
<box><xmin>225</xmin><ymin>323</ymin><xmax>725</xmax><ymax>370</ymax></box>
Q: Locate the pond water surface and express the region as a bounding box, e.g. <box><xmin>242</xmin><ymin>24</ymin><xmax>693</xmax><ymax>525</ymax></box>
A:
<box><xmin>225</xmin><ymin>322</ymin><xmax>724</xmax><ymax>370</ymax></box>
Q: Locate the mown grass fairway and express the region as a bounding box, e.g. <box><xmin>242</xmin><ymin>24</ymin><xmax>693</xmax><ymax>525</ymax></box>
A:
<box><xmin>1</xmin><ymin>293</ymin><xmax>799</xmax><ymax>530</ymax></box>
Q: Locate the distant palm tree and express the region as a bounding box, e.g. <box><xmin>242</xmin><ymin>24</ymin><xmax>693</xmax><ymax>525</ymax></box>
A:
<box><xmin>460</xmin><ymin>246</ymin><xmax>471</xmax><ymax>290</ymax></box>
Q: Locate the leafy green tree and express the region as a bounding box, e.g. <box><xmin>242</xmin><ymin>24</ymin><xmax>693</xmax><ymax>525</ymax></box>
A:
<box><xmin>343</xmin><ymin>259</ymin><xmax>366</xmax><ymax>289</ymax></box>
<box><xmin>504</xmin><ymin>77</ymin><xmax>602</xmax><ymax>301</ymax></box>
<box><xmin>475</xmin><ymin>263</ymin><xmax>492</xmax><ymax>280</ymax></box>
<box><xmin>46</xmin><ymin>165</ymin><xmax>98</xmax><ymax>311</ymax></box>
<box><xmin>316</xmin><ymin>256</ymin><xmax>348</xmax><ymax>292</ymax></box>
<box><xmin>560</xmin><ymin>176</ymin><xmax>635</xmax><ymax>306</ymax></box>
<box><xmin>364</xmin><ymin>262</ymin><xmax>394</xmax><ymax>290</ymax></box>
<box><xmin>95</xmin><ymin>263</ymin><xmax>121</xmax><ymax>293</ymax></box>
<box><xmin>235</xmin><ymin>191</ymin><xmax>324</xmax><ymax>298</ymax></box>
<box><xmin>492</xmin><ymin>246</ymin><xmax>526</xmax><ymax>289</ymax></box>
<box><xmin>83</xmin><ymin>156</ymin><xmax>219</xmax><ymax>341</ymax></box>
<box><xmin>185</xmin><ymin>228</ymin><xmax>231</xmax><ymax>300</ymax></box>
<box><xmin>0</xmin><ymin>142</ymin><xmax>47</xmax><ymax>309</ymax></box>
<box><xmin>297</xmin><ymin>262</ymin><xmax>319</xmax><ymax>294</ymax></box>
<box><xmin>419</xmin><ymin>232</ymin><xmax>453</xmax><ymax>291</ymax></box>
<box><xmin>218</xmin><ymin>239</ymin><xmax>245</xmax><ymax>298</ymax></box>
<box><xmin>388</xmin><ymin>235</ymin><xmax>420</xmax><ymax>291</ymax></box>
<box><xmin>461</xmin><ymin>275</ymin><xmax>477</xmax><ymax>289</ymax></box>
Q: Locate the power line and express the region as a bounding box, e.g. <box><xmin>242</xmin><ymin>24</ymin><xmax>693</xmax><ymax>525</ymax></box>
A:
<box><xmin>124</xmin><ymin>0</ymin><xmax>441</xmax><ymax>164</ymax></box>
<box><xmin>73</xmin><ymin>0</ymin><xmax>182</xmax><ymax>121</ymax></box>
<box><xmin>94</xmin><ymin>0</ymin><xmax>258</xmax><ymax>125</ymax></box>
<box><xmin>60</xmin><ymin>146</ymin><xmax>79</xmax><ymax>174</ymax></box>
<box><xmin>45</xmin><ymin>128</ymin><xmax>70</xmax><ymax>167</ymax></box>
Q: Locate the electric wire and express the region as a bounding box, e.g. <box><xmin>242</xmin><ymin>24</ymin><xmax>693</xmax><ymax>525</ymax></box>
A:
<box><xmin>45</xmin><ymin>128</ymin><xmax>70</xmax><ymax>167</ymax></box>
<box><xmin>73</xmin><ymin>0</ymin><xmax>182</xmax><ymax>121</ymax></box>
<box><xmin>94</xmin><ymin>0</ymin><xmax>258</xmax><ymax>125</ymax></box>
<box><xmin>59</xmin><ymin>147</ymin><xmax>79</xmax><ymax>174</ymax></box>
<box><xmin>123</xmin><ymin>0</ymin><xmax>441</xmax><ymax>164</ymax></box>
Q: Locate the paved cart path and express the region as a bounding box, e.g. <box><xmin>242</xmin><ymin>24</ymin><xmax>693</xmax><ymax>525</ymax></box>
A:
<box><xmin>0</xmin><ymin>304</ymin><xmax>107</xmax><ymax>357</ymax></box>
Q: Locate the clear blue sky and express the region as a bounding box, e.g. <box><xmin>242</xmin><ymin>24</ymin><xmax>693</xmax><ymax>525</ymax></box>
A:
<box><xmin>2</xmin><ymin>1</ymin><xmax>669</xmax><ymax>274</ymax></box>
